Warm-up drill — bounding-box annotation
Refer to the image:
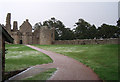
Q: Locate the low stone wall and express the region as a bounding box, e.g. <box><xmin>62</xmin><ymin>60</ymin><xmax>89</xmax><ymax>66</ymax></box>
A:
<box><xmin>54</xmin><ymin>38</ymin><xmax>119</xmax><ymax>45</ymax></box>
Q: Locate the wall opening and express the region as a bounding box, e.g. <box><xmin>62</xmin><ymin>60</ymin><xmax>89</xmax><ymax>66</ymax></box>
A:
<box><xmin>20</xmin><ymin>40</ymin><xmax>22</xmax><ymax>44</ymax></box>
<box><xmin>51</xmin><ymin>33</ymin><xmax>53</xmax><ymax>39</ymax></box>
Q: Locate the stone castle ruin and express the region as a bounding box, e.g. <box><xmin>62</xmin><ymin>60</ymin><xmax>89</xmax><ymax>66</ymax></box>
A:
<box><xmin>4</xmin><ymin>13</ymin><xmax>118</xmax><ymax>45</ymax></box>
<box><xmin>4</xmin><ymin>13</ymin><xmax>55</xmax><ymax>45</ymax></box>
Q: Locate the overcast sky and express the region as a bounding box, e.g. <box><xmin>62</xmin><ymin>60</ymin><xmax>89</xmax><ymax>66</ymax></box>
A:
<box><xmin>0</xmin><ymin>0</ymin><xmax>119</xmax><ymax>29</ymax></box>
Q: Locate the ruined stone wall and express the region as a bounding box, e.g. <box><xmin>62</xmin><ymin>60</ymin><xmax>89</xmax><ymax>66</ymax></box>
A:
<box><xmin>51</xmin><ymin>27</ymin><xmax>55</xmax><ymax>44</ymax></box>
<box><xmin>13</xmin><ymin>21</ymin><xmax>18</xmax><ymax>32</ymax></box>
<box><xmin>5</xmin><ymin>13</ymin><xmax>11</xmax><ymax>35</ymax></box>
<box><xmin>4</xmin><ymin>13</ymin><xmax>56</xmax><ymax>45</ymax></box>
<box><xmin>27</xmin><ymin>33</ymin><xmax>32</xmax><ymax>44</ymax></box>
<box><xmin>21</xmin><ymin>32</ymin><xmax>33</xmax><ymax>44</ymax></box>
<box><xmin>54</xmin><ymin>38</ymin><xmax>119</xmax><ymax>45</ymax></box>
<box><xmin>22</xmin><ymin>33</ymin><xmax>28</xmax><ymax>44</ymax></box>
<box><xmin>11</xmin><ymin>32</ymin><xmax>21</xmax><ymax>44</ymax></box>
<box><xmin>32</xmin><ymin>35</ymin><xmax>38</xmax><ymax>44</ymax></box>
<box><xmin>39</xmin><ymin>26</ymin><xmax>54</xmax><ymax>45</ymax></box>
<box><xmin>19</xmin><ymin>19</ymin><xmax>32</xmax><ymax>33</ymax></box>
<box><xmin>32</xmin><ymin>29</ymin><xmax>40</xmax><ymax>44</ymax></box>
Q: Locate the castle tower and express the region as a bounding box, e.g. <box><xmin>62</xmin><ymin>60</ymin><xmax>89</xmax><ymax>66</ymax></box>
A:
<box><xmin>13</xmin><ymin>21</ymin><xmax>18</xmax><ymax>32</ymax></box>
<box><xmin>5</xmin><ymin>13</ymin><xmax>11</xmax><ymax>34</ymax></box>
<box><xmin>39</xmin><ymin>26</ymin><xmax>55</xmax><ymax>45</ymax></box>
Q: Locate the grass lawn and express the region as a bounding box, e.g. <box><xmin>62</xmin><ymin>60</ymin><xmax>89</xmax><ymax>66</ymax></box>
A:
<box><xmin>33</xmin><ymin>44</ymin><xmax>118</xmax><ymax>80</ymax></box>
<box><xmin>5</xmin><ymin>44</ymin><xmax>53</xmax><ymax>72</ymax></box>
<box><xmin>23</xmin><ymin>68</ymin><xmax>56</xmax><ymax>80</ymax></box>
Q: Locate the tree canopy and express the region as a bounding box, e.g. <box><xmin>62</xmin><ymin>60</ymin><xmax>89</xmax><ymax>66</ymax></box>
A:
<box><xmin>97</xmin><ymin>24</ymin><xmax>119</xmax><ymax>39</ymax></box>
<box><xmin>73</xmin><ymin>19</ymin><xmax>97</xmax><ymax>39</ymax></box>
<box><xmin>34</xmin><ymin>17</ymin><xmax>75</xmax><ymax>40</ymax></box>
<box><xmin>117</xmin><ymin>18</ymin><xmax>120</xmax><ymax>27</ymax></box>
<box><xmin>34</xmin><ymin>18</ymin><xmax>120</xmax><ymax>40</ymax></box>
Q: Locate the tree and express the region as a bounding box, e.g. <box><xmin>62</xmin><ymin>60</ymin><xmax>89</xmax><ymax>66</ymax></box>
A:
<box><xmin>34</xmin><ymin>22</ymin><xmax>42</xmax><ymax>30</ymax></box>
<box><xmin>97</xmin><ymin>23</ymin><xmax>119</xmax><ymax>39</ymax></box>
<box><xmin>117</xmin><ymin>18</ymin><xmax>120</xmax><ymax>27</ymax></box>
<box><xmin>116</xmin><ymin>18</ymin><xmax>120</xmax><ymax>37</ymax></box>
<box><xmin>42</xmin><ymin>17</ymin><xmax>75</xmax><ymax>40</ymax></box>
<box><xmin>60</xmin><ymin>28</ymin><xmax>75</xmax><ymax>40</ymax></box>
<box><xmin>87</xmin><ymin>25</ymin><xmax>97</xmax><ymax>39</ymax></box>
<box><xmin>74</xmin><ymin>19</ymin><xmax>91</xmax><ymax>39</ymax></box>
<box><xmin>42</xmin><ymin>17</ymin><xmax>65</xmax><ymax>40</ymax></box>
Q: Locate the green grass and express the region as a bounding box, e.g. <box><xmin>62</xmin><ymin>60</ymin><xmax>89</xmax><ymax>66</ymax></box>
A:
<box><xmin>5</xmin><ymin>44</ymin><xmax>53</xmax><ymax>72</ymax></box>
<box><xmin>33</xmin><ymin>44</ymin><xmax>118</xmax><ymax>80</ymax></box>
<box><xmin>23</xmin><ymin>68</ymin><xmax>56</xmax><ymax>80</ymax></box>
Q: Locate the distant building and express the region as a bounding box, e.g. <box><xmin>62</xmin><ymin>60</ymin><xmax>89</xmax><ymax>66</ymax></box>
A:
<box><xmin>5</xmin><ymin>13</ymin><xmax>55</xmax><ymax>45</ymax></box>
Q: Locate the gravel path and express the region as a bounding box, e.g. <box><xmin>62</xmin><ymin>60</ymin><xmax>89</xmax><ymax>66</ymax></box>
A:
<box><xmin>8</xmin><ymin>45</ymin><xmax>100</xmax><ymax>80</ymax></box>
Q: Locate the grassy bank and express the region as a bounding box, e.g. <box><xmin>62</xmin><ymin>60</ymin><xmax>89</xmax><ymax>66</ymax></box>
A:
<box><xmin>5</xmin><ymin>44</ymin><xmax>53</xmax><ymax>72</ymax></box>
<box><xmin>23</xmin><ymin>68</ymin><xmax>56</xmax><ymax>80</ymax></box>
<box><xmin>33</xmin><ymin>44</ymin><xmax>118</xmax><ymax>80</ymax></box>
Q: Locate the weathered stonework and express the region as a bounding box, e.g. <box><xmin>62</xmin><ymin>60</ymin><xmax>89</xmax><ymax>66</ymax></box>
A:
<box><xmin>54</xmin><ymin>38</ymin><xmax>119</xmax><ymax>45</ymax></box>
<box><xmin>5</xmin><ymin>13</ymin><xmax>118</xmax><ymax>45</ymax></box>
<box><xmin>19</xmin><ymin>19</ymin><xmax>32</xmax><ymax>33</ymax></box>
<box><xmin>5</xmin><ymin>13</ymin><xmax>55</xmax><ymax>45</ymax></box>
<box><xmin>11</xmin><ymin>32</ymin><xmax>21</xmax><ymax>44</ymax></box>
<box><xmin>40</xmin><ymin>26</ymin><xmax>55</xmax><ymax>45</ymax></box>
<box><xmin>5</xmin><ymin>13</ymin><xmax>11</xmax><ymax>35</ymax></box>
<box><xmin>13</xmin><ymin>21</ymin><xmax>18</xmax><ymax>32</ymax></box>
<box><xmin>32</xmin><ymin>28</ymin><xmax>40</xmax><ymax>44</ymax></box>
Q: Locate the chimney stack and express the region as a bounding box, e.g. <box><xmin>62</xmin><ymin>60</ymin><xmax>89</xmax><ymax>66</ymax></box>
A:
<box><xmin>5</xmin><ymin>13</ymin><xmax>11</xmax><ymax>34</ymax></box>
<box><xmin>13</xmin><ymin>21</ymin><xmax>18</xmax><ymax>32</ymax></box>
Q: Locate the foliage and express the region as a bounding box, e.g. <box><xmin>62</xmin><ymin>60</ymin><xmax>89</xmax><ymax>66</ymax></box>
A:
<box><xmin>34</xmin><ymin>17</ymin><xmax>75</xmax><ymax>40</ymax></box>
<box><xmin>43</xmin><ymin>17</ymin><xmax>65</xmax><ymax>40</ymax></box>
<box><xmin>117</xmin><ymin>18</ymin><xmax>120</xmax><ymax>27</ymax></box>
<box><xmin>97</xmin><ymin>24</ymin><xmax>119</xmax><ymax>38</ymax></box>
<box><xmin>73</xmin><ymin>19</ymin><xmax>91</xmax><ymax>39</ymax></box>
<box><xmin>34</xmin><ymin>44</ymin><xmax>118</xmax><ymax>80</ymax></box>
<box><xmin>73</xmin><ymin>19</ymin><xmax>98</xmax><ymax>39</ymax></box>
<box><xmin>34</xmin><ymin>18</ymin><xmax>120</xmax><ymax>40</ymax></box>
<box><xmin>116</xmin><ymin>18</ymin><xmax>120</xmax><ymax>37</ymax></box>
<box><xmin>34</xmin><ymin>22</ymin><xmax>43</xmax><ymax>30</ymax></box>
<box><xmin>59</xmin><ymin>28</ymin><xmax>75</xmax><ymax>40</ymax></box>
<box><xmin>43</xmin><ymin>17</ymin><xmax>75</xmax><ymax>40</ymax></box>
<box><xmin>74</xmin><ymin>19</ymin><xmax>120</xmax><ymax>39</ymax></box>
<box><xmin>87</xmin><ymin>25</ymin><xmax>97</xmax><ymax>39</ymax></box>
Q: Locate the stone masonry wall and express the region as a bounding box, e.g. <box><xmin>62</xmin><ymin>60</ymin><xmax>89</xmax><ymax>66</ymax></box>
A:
<box><xmin>13</xmin><ymin>21</ymin><xmax>18</xmax><ymax>32</ymax></box>
<box><xmin>32</xmin><ymin>29</ymin><xmax>40</xmax><ymax>44</ymax></box>
<box><xmin>19</xmin><ymin>19</ymin><xmax>32</xmax><ymax>33</ymax></box>
<box><xmin>27</xmin><ymin>33</ymin><xmax>33</xmax><ymax>44</ymax></box>
<box><xmin>5</xmin><ymin>13</ymin><xmax>11</xmax><ymax>35</ymax></box>
<box><xmin>11</xmin><ymin>32</ymin><xmax>20</xmax><ymax>44</ymax></box>
<box><xmin>40</xmin><ymin>26</ymin><xmax>53</xmax><ymax>45</ymax></box>
<box><xmin>5</xmin><ymin>13</ymin><xmax>55</xmax><ymax>45</ymax></box>
<box><xmin>54</xmin><ymin>38</ymin><xmax>119</xmax><ymax>45</ymax></box>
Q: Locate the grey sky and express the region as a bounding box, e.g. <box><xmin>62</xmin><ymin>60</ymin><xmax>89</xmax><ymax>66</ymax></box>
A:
<box><xmin>0</xmin><ymin>0</ymin><xmax>118</xmax><ymax>29</ymax></box>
